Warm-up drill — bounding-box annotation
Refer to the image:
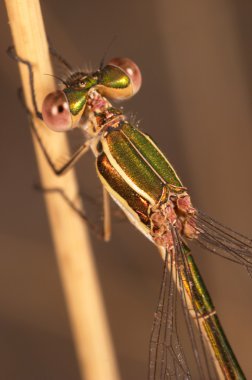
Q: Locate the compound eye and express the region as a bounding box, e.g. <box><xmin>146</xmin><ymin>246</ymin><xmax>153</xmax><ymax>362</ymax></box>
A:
<box><xmin>42</xmin><ymin>90</ymin><xmax>72</xmax><ymax>132</ymax></box>
<box><xmin>108</xmin><ymin>57</ymin><xmax>142</xmax><ymax>95</ymax></box>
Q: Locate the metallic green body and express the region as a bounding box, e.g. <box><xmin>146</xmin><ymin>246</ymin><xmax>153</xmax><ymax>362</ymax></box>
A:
<box><xmin>105</xmin><ymin>126</ymin><xmax>165</xmax><ymax>201</ymax></box>
<box><xmin>51</xmin><ymin>61</ymin><xmax>245</xmax><ymax>379</ymax></box>
<box><xmin>99</xmin><ymin>65</ymin><xmax>130</xmax><ymax>89</ymax></box>
<box><xmin>186</xmin><ymin>255</ymin><xmax>245</xmax><ymax>379</ymax></box>
<box><xmin>97</xmin><ymin>152</ymin><xmax>150</xmax><ymax>226</ymax></box>
<box><xmin>96</xmin><ymin>121</ymin><xmax>183</xmax><ymax>239</ymax></box>
<box><xmin>96</xmin><ymin>120</ymin><xmax>245</xmax><ymax>380</ymax></box>
<box><xmin>64</xmin><ymin>88</ymin><xmax>87</xmax><ymax>116</ymax></box>
<box><xmin>64</xmin><ymin>67</ymin><xmax>131</xmax><ymax>118</ymax></box>
<box><xmin>120</xmin><ymin>123</ymin><xmax>182</xmax><ymax>187</ymax></box>
<box><xmin>99</xmin><ymin>122</ymin><xmax>181</xmax><ymax>201</ymax></box>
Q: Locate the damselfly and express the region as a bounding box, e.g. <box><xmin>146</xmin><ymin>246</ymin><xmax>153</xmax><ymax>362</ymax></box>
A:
<box><xmin>10</xmin><ymin>47</ymin><xmax>252</xmax><ymax>380</ymax></box>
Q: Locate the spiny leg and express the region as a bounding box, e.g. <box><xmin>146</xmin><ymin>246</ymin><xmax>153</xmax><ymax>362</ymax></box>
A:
<box><xmin>19</xmin><ymin>89</ymin><xmax>90</xmax><ymax>175</ymax></box>
<box><xmin>7</xmin><ymin>46</ymin><xmax>42</xmax><ymax>119</ymax></box>
<box><xmin>8</xmin><ymin>47</ymin><xmax>91</xmax><ymax>175</ymax></box>
<box><xmin>9</xmin><ymin>46</ymin><xmax>112</xmax><ymax>233</ymax></box>
<box><xmin>30</xmin><ymin>116</ymin><xmax>91</xmax><ymax>175</ymax></box>
<box><xmin>102</xmin><ymin>187</ymin><xmax>111</xmax><ymax>242</ymax></box>
<box><xmin>34</xmin><ymin>184</ymin><xmax>112</xmax><ymax>242</ymax></box>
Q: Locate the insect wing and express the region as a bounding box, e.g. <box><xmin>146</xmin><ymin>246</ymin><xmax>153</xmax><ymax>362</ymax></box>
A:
<box><xmin>192</xmin><ymin>210</ymin><xmax>252</xmax><ymax>275</ymax></box>
<box><xmin>148</xmin><ymin>228</ymin><xmax>218</xmax><ymax>380</ymax></box>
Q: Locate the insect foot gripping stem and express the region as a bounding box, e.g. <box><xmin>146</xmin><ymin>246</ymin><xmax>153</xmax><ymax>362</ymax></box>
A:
<box><xmin>150</xmin><ymin>195</ymin><xmax>199</xmax><ymax>249</ymax></box>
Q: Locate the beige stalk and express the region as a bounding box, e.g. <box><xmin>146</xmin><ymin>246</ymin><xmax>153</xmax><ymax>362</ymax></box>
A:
<box><xmin>4</xmin><ymin>1</ymin><xmax>120</xmax><ymax>379</ymax></box>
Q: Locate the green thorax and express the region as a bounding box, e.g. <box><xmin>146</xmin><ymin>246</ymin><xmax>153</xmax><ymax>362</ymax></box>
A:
<box><xmin>99</xmin><ymin>121</ymin><xmax>182</xmax><ymax>206</ymax></box>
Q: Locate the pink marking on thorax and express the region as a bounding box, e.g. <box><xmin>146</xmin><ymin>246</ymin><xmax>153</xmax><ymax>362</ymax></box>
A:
<box><xmin>177</xmin><ymin>195</ymin><xmax>195</xmax><ymax>214</ymax></box>
<box><xmin>150</xmin><ymin>200</ymin><xmax>177</xmax><ymax>250</ymax></box>
<box><xmin>87</xmin><ymin>91</ymin><xmax>109</xmax><ymax>113</ymax></box>
<box><xmin>150</xmin><ymin>192</ymin><xmax>199</xmax><ymax>251</ymax></box>
<box><xmin>87</xmin><ymin>90</ymin><xmax>125</xmax><ymax>132</ymax></box>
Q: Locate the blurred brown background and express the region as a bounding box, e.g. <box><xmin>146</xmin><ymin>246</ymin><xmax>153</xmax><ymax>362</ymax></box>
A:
<box><xmin>1</xmin><ymin>1</ymin><xmax>252</xmax><ymax>379</ymax></box>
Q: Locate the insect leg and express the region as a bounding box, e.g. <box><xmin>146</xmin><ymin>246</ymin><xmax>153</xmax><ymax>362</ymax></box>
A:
<box><xmin>7</xmin><ymin>46</ymin><xmax>42</xmax><ymax>119</ymax></box>
<box><xmin>30</xmin><ymin>116</ymin><xmax>91</xmax><ymax>175</ymax></box>
<box><xmin>102</xmin><ymin>187</ymin><xmax>111</xmax><ymax>242</ymax></box>
<box><xmin>34</xmin><ymin>184</ymin><xmax>111</xmax><ymax>241</ymax></box>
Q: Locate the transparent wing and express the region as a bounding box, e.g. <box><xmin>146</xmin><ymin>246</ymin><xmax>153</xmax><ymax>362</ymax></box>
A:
<box><xmin>148</xmin><ymin>246</ymin><xmax>191</xmax><ymax>380</ymax></box>
<box><xmin>148</xmin><ymin>226</ymin><xmax>218</xmax><ymax>380</ymax></box>
<box><xmin>191</xmin><ymin>210</ymin><xmax>252</xmax><ymax>275</ymax></box>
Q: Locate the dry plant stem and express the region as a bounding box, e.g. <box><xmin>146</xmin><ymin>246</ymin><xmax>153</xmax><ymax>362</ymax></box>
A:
<box><xmin>5</xmin><ymin>1</ymin><xmax>120</xmax><ymax>379</ymax></box>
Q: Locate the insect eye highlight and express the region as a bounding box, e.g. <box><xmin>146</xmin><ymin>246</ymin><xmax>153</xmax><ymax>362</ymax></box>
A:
<box><xmin>42</xmin><ymin>90</ymin><xmax>72</xmax><ymax>132</ymax></box>
<box><xmin>79</xmin><ymin>80</ymin><xmax>86</xmax><ymax>87</ymax></box>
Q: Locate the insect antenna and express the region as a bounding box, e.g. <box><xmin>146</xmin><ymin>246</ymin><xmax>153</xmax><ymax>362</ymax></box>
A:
<box><xmin>43</xmin><ymin>73</ymin><xmax>67</xmax><ymax>86</ymax></box>
<box><xmin>99</xmin><ymin>35</ymin><xmax>118</xmax><ymax>70</ymax></box>
<box><xmin>49</xmin><ymin>45</ymin><xmax>73</xmax><ymax>71</ymax></box>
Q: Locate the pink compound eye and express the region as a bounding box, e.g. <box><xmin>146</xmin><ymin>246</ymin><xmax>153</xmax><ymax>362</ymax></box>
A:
<box><xmin>108</xmin><ymin>57</ymin><xmax>142</xmax><ymax>95</ymax></box>
<box><xmin>42</xmin><ymin>90</ymin><xmax>72</xmax><ymax>132</ymax></box>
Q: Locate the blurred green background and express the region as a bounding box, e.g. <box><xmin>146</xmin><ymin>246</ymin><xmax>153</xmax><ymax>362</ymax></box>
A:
<box><xmin>1</xmin><ymin>1</ymin><xmax>252</xmax><ymax>379</ymax></box>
